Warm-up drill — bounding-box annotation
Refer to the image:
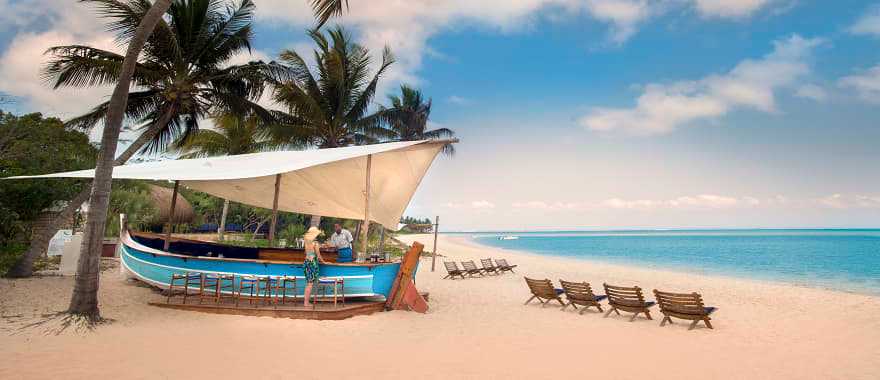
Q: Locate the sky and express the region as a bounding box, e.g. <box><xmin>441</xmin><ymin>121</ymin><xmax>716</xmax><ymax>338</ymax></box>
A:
<box><xmin>0</xmin><ymin>0</ymin><xmax>878</xmax><ymax>231</ymax></box>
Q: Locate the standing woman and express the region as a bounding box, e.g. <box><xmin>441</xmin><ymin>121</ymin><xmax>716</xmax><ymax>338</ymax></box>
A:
<box><xmin>302</xmin><ymin>227</ymin><xmax>324</xmax><ymax>307</ymax></box>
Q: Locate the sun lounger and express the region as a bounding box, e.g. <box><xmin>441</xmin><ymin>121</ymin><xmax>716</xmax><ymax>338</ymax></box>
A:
<box><xmin>524</xmin><ymin>277</ymin><xmax>565</xmax><ymax>307</ymax></box>
<box><xmin>479</xmin><ymin>258</ymin><xmax>499</xmax><ymax>275</ymax></box>
<box><xmin>494</xmin><ymin>258</ymin><xmax>517</xmax><ymax>274</ymax></box>
<box><xmin>603</xmin><ymin>283</ymin><xmax>656</xmax><ymax>321</ymax></box>
<box><xmin>653</xmin><ymin>290</ymin><xmax>716</xmax><ymax>330</ymax></box>
<box><xmin>443</xmin><ymin>261</ymin><xmax>466</xmax><ymax>280</ymax></box>
<box><xmin>461</xmin><ymin>260</ymin><xmax>485</xmax><ymax>277</ymax></box>
<box><xmin>559</xmin><ymin>280</ymin><xmax>608</xmax><ymax>314</ymax></box>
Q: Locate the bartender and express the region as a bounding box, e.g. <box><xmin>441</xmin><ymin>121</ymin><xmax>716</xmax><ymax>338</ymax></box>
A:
<box><xmin>328</xmin><ymin>223</ymin><xmax>354</xmax><ymax>263</ymax></box>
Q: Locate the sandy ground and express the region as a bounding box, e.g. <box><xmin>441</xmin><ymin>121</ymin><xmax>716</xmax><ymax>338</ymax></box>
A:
<box><xmin>1</xmin><ymin>234</ymin><xmax>879</xmax><ymax>380</ymax></box>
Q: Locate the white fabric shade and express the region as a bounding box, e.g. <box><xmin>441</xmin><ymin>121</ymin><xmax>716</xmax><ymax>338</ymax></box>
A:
<box><xmin>8</xmin><ymin>140</ymin><xmax>449</xmax><ymax>228</ymax></box>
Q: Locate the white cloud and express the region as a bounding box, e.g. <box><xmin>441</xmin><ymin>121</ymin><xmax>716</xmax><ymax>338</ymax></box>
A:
<box><xmin>255</xmin><ymin>0</ymin><xmax>784</xmax><ymax>97</ymax></box>
<box><xmin>839</xmin><ymin>64</ymin><xmax>880</xmax><ymax>103</ymax></box>
<box><xmin>817</xmin><ymin>194</ymin><xmax>880</xmax><ymax>209</ymax></box>
<box><xmin>447</xmin><ymin>95</ymin><xmax>471</xmax><ymax>105</ymax></box>
<box><xmin>850</xmin><ymin>4</ymin><xmax>880</xmax><ymax>37</ymax></box>
<box><xmin>794</xmin><ymin>83</ymin><xmax>828</xmax><ymax>102</ymax></box>
<box><xmin>579</xmin><ymin>35</ymin><xmax>822</xmax><ymax>135</ymax></box>
<box><xmin>446</xmin><ymin>200</ymin><xmax>496</xmax><ymax>209</ymax></box>
<box><xmin>0</xmin><ymin>0</ymin><xmax>116</xmax><ymax>119</ymax></box>
<box><xmin>691</xmin><ymin>0</ymin><xmax>773</xmax><ymax>18</ymax></box>
<box><xmin>601</xmin><ymin>194</ymin><xmax>746</xmax><ymax>210</ymax></box>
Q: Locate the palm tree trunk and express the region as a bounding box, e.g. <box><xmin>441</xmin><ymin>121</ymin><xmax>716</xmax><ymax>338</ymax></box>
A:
<box><xmin>309</xmin><ymin>215</ymin><xmax>321</xmax><ymax>228</ymax></box>
<box><xmin>5</xmin><ymin>106</ymin><xmax>175</xmax><ymax>278</ymax></box>
<box><xmin>66</xmin><ymin>0</ymin><xmax>172</xmax><ymax>318</ymax></box>
<box><xmin>218</xmin><ymin>199</ymin><xmax>229</xmax><ymax>241</ymax></box>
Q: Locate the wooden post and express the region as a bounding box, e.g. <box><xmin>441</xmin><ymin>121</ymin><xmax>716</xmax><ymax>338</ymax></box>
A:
<box><xmin>163</xmin><ymin>180</ymin><xmax>180</xmax><ymax>251</ymax></box>
<box><xmin>359</xmin><ymin>154</ymin><xmax>372</xmax><ymax>261</ymax></box>
<box><xmin>431</xmin><ymin>216</ymin><xmax>439</xmax><ymax>272</ymax></box>
<box><xmin>268</xmin><ymin>174</ymin><xmax>282</xmax><ymax>247</ymax></box>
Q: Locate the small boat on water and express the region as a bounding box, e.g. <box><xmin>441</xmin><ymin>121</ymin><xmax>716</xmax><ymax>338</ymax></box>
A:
<box><xmin>499</xmin><ymin>235</ymin><xmax>520</xmax><ymax>240</ymax></box>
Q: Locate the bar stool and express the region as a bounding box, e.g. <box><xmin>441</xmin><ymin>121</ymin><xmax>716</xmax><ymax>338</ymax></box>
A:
<box><xmin>200</xmin><ymin>273</ymin><xmax>235</xmax><ymax>304</ymax></box>
<box><xmin>277</xmin><ymin>276</ymin><xmax>299</xmax><ymax>305</ymax></box>
<box><xmin>314</xmin><ymin>277</ymin><xmax>345</xmax><ymax>309</ymax></box>
<box><xmin>257</xmin><ymin>275</ymin><xmax>281</xmax><ymax>306</ymax></box>
<box><xmin>236</xmin><ymin>275</ymin><xmax>260</xmax><ymax>306</ymax></box>
<box><xmin>167</xmin><ymin>272</ymin><xmax>201</xmax><ymax>304</ymax></box>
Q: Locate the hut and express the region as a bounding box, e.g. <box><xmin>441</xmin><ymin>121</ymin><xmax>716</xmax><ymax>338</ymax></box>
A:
<box><xmin>146</xmin><ymin>184</ymin><xmax>194</xmax><ymax>224</ymax></box>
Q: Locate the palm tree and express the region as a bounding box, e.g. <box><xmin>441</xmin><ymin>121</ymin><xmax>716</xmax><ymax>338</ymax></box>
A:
<box><xmin>177</xmin><ymin>112</ymin><xmax>276</xmax><ymax>241</ymax></box>
<box><xmin>269</xmin><ymin>26</ymin><xmax>394</xmax><ymax>228</ymax></box>
<box><xmin>379</xmin><ymin>85</ymin><xmax>455</xmax><ymax>155</ymax></box>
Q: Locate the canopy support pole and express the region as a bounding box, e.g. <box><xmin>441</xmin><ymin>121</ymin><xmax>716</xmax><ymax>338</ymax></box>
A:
<box><xmin>431</xmin><ymin>215</ymin><xmax>439</xmax><ymax>272</ymax></box>
<box><xmin>163</xmin><ymin>180</ymin><xmax>180</xmax><ymax>251</ymax></box>
<box><xmin>268</xmin><ymin>174</ymin><xmax>281</xmax><ymax>247</ymax></box>
<box><xmin>359</xmin><ymin>154</ymin><xmax>372</xmax><ymax>261</ymax></box>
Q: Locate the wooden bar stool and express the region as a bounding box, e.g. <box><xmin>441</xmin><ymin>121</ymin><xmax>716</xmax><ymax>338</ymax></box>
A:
<box><xmin>167</xmin><ymin>272</ymin><xmax>201</xmax><ymax>304</ymax></box>
<box><xmin>277</xmin><ymin>276</ymin><xmax>299</xmax><ymax>305</ymax></box>
<box><xmin>200</xmin><ymin>273</ymin><xmax>235</xmax><ymax>304</ymax></box>
<box><xmin>314</xmin><ymin>277</ymin><xmax>345</xmax><ymax>309</ymax></box>
<box><xmin>236</xmin><ymin>275</ymin><xmax>259</xmax><ymax>306</ymax></box>
<box><xmin>257</xmin><ymin>276</ymin><xmax>281</xmax><ymax>306</ymax></box>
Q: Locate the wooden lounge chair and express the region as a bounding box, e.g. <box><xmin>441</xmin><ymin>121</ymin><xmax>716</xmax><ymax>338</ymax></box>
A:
<box><xmin>443</xmin><ymin>261</ymin><xmax>466</xmax><ymax>280</ymax></box>
<box><xmin>495</xmin><ymin>258</ymin><xmax>518</xmax><ymax>274</ymax></box>
<box><xmin>524</xmin><ymin>277</ymin><xmax>565</xmax><ymax>307</ymax></box>
<box><xmin>461</xmin><ymin>260</ymin><xmax>485</xmax><ymax>277</ymax></box>
<box><xmin>603</xmin><ymin>283</ymin><xmax>656</xmax><ymax>321</ymax></box>
<box><xmin>480</xmin><ymin>258</ymin><xmax>499</xmax><ymax>275</ymax></box>
<box><xmin>653</xmin><ymin>290</ymin><xmax>717</xmax><ymax>330</ymax></box>
<box><xmin>559</xmin><ymin>280</ymin><xmax>608</xmax><ymax>314</ymax></box>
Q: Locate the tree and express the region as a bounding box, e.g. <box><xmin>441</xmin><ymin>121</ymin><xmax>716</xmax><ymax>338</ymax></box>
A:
<box><xmin>9</xmin><ymin>0</ymin><xmax>268</xmax><ymax>278</ymax></box>
<box><xmin>177</xmin><ymin>112</ymin><xmax>276</xmax><ymax>240</ymax></box>
<box><xmin>269</xmin><ymin>26</ymin><xmax>394</xmax><ymax>229</ymax></box>
<box><xmin>379</xmin><ymin>84</ymin><xmax>455</xmax><ymax>155</ymax></box>
<box><xmin>0</xmin><ymin>112</ymin><xmax>96</xmax><ymax>275</ymax></box>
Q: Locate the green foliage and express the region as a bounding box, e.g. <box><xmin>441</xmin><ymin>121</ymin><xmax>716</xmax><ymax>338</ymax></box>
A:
<box><xmin>105</xmin><ymin>180</ymin><xmax>157</xmax><ymax>237</ymax></box>
<box><xmin>278</xmin><ymin>223</ymin><xmax>306</xmax><ymax>247</ymax></box>
<box><xmin>378</xmin><ymin>84</ymin><xmax>455</xmax><ymax>155</ymax></box>
<box><xmin>269</xmin><ymin>26</ymin><xmax>395</xmax><ymax>148</ymax></box>
<box><xmin>0</xmin><ymin>111</ymin><xmax>97</xmax><ymax>274</ymax></box>
<box><xmin>44</xmin><ymin>0</ymin><xmax>270</xmax><ymax>153</ymax></box>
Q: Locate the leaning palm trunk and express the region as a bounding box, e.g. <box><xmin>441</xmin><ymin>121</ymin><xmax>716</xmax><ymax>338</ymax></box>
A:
<box><xmin>65</xmin><ymin>0</ymin><xmax>173</xmax><ymax>318</ymax></box>
<box><xmin>218</xmin><ymin>199</ymin><xmax>229</xmax><ymax>241</ymax></box>
<box><xmin>309</xmin><ymin>215</ymin><xmax>321</xmax><ymax>228</ymax></box>
<box><xmin>6</xmin><ymin>107</ymin><xmax>175</xmax><ymax>278</ymax></box>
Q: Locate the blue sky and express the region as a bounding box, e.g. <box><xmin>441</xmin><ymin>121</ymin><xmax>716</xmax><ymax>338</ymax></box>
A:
<box><xmin>1</xmin><ymin>0</ymin><xmax>878</xmax><ymax>230</ymax></box>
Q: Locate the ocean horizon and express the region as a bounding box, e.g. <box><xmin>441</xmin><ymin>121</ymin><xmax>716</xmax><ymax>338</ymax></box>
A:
<box><xmin>456</xmin><ymin>229</ymin><xmax>880</xmax><ymax>296</ymax></box>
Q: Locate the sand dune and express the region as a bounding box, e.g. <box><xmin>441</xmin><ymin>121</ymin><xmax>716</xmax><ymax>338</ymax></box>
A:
<box><xmin>1</xmin><ymin>234</ymin><xmax>878</xmax><ymax>379</ymax></box>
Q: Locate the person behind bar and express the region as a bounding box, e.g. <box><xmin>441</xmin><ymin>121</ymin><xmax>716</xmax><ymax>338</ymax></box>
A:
<box><xmin>328</xmin><ymin>223</ymin><xmax>354</xmax><ymax>263</ymax></box>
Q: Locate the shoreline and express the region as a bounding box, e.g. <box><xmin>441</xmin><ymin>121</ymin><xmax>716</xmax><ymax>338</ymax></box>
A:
<box><xmin>1</xmin><ymin>234</ymin><xmax>878</xmax><ymax>379</ymax></box>
<box><xmin>456</xmin><ymin>233</ymin><xmax>880</xmax><ymax>298</ymax></box>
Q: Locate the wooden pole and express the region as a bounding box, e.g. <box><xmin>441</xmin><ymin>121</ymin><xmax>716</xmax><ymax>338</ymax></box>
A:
<box><xmin>359</xmin><ymin>154</ymin><xmax>372</xmax><ymax>262</ymax></box>
<box><xmin>163</xmin><ymin>180</ymin><xmax>180</xmax><ymax>251</ymax></box>
<box><xmin>268</xmin><ymin>174</ymin><xmax>282</xmax><ymax>247</ymax></box>
<box><xmin>431</xmin><ymin>215</ymin><xmax>439</xmax><ymax>272</ymax></box>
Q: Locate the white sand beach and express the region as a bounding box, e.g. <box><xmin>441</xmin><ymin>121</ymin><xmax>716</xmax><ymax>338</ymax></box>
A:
<box><xmin>2</xmin><ymin>234</ymin><xmax>879</xmax><ymax>380</ymax></box>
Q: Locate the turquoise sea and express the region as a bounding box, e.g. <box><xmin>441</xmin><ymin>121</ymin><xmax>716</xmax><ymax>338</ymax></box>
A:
<box><xmin>469</xmin><ymin>229</ymin><xmax>880</xmax><ymax>295</ymax></box>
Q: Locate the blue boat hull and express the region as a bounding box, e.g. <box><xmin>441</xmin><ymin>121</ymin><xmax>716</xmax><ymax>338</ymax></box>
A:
<box><xmin>120</xmin><ymin>232</ymin><xmax>402</xmax><ymax>299</ymax></box>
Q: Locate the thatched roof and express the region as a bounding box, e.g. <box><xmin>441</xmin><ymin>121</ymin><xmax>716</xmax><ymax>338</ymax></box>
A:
<box><xmin>147</xmin><ymin>185</ymin><xmax>194</xmax><ymax>224</ymax></box>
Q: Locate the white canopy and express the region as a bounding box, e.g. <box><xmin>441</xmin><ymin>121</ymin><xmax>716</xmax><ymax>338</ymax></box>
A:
<box><xmin>9</xmin><ymin>140</ymin><xmax>451</xmax><ymax>228</ymax></box>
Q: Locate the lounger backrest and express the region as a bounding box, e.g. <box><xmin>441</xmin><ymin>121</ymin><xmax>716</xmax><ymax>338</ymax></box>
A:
<box><xmin>653</xmin><ymin>290</ymin><xmax>707</xmax><ymax>316</ymax></box>
<box><xmin>603</xmin><ymin>283</ymin><xmax>647</xmax><ymax>308</ymax></box>
<box><xmin>462</xmin><ymin>261</ymin><xmax>479</xmax><ymax>271</ymax></box>
<box><xmin>524</xmin><ymin>277</ymin><xmax>557</xmax><ymax>298</ymax></box>
<box><xmin>496</xmin><ymin>258</ymin><xmax>509</xmax><ymax>267</ymax></box>
<box><xmin>560</xmin><ymin>280</ymin><xmax>596</xmax><ymax>302</ymax></box>
<box><xmin>480</xmin><ymin>258</ymin><xmax>495</xmax><ymax>268</ymax></box>
<box><xmin>444</xmin><ymin>261</ymin><xmax>460</xmax><ymax>272</ymax></box>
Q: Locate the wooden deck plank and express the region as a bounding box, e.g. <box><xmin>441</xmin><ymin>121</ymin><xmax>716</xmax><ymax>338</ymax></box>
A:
<box><xmin>148</xmin><ymin>300</ymin><xmax>386</xmax><ymax>320</ymax></box>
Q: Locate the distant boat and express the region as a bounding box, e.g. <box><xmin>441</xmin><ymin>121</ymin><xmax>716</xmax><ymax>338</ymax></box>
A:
<box><xmin>499</xmin><ymin>235</ymin><xmax>519</xmax><ymax>240</ymax></box>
